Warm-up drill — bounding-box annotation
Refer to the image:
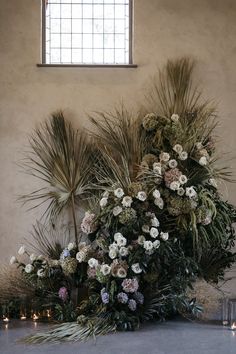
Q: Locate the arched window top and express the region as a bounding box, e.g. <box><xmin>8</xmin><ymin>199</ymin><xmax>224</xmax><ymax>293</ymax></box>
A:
<box><xmin>42</xmin><ymin>0</ymin><xmax>133</xmax><ymax>66</ymax></box>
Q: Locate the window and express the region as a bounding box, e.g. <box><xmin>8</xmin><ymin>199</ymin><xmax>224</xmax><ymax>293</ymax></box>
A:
<box><xmin>42</xmin><ymin>0</ymin><xmax>133</xmax><ymax>65</ymax></box>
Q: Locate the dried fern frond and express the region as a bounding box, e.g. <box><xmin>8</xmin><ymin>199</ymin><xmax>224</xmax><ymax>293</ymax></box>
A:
<box><xmin>0</xmin><ymin>266</ymin><xmax>34</xmax><ymax>302</ymax></box>
<box><xmin>90</xmin><ymin>106</ymin><xmax>145</xmax><ymax>189</ymax></box>
<box><xmin>23</xmin><ymin>316</ymin><xmax>116</xmax><ymax>344</ymax></box>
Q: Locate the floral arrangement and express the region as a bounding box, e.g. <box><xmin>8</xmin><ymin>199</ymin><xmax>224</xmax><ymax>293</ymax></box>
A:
<box><xmin>4</xmin><ymin>58</ymin><xmax>236</xmax><ymax>343</ymax></box>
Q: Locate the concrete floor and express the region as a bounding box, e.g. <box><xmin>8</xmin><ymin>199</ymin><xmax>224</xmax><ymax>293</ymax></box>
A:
<box><xmin>0</xmin><ymin>319</ymin><xmax>235</xmax><ymax>354</ymax></box>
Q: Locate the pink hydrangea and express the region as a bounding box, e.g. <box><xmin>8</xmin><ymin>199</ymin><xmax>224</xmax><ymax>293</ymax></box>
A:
<box><xmin>58</xmin><ymin>287</ymin><xmax>68</xmax><ymax>302</ymax></box>
<box><xmin>121</xmin><ymin>278</ymin><xmax>139</xmax><ymax>293</ymax></box>
<box><xmin>164</xmin><ymin>168</ymin><xmax>182</xmax><ymax>188</ymax></box>
<box><xmin>81</xmin><ymin>211</ymin><xmax>98</xmax><ymax>234</ymax></box>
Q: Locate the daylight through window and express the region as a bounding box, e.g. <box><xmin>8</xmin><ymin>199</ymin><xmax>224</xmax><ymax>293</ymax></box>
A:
<box><xmin>43</xmin><ymin>0</ymin><xmax>132</xmax><ymax>65</ymax></box>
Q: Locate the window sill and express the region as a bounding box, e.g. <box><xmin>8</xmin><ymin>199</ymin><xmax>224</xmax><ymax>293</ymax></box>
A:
<box><xmin>37</xmin><ymin>64</ymin><xmax>138</xmax><ymax>68</ymax></box>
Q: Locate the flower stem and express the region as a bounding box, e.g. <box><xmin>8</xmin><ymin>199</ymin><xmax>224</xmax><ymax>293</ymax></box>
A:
<box><xmin>71</xmin><ymin>193</ymin><xmax>78</xmax><ymax>249</ymax></box>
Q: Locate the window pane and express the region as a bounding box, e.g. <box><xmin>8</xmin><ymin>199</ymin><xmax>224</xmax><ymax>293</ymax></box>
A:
<box><xmin>82</xmin><ymin>49</ymin><xmax>93</xmax><ymax>63</ymax></box>
<box><xmin>51</xmin><ymin>49</ymin><xmax>60</xmax><ymax>63</ymax></box>
<box><xmin>94</xmin><ymin>34</ymin><xmax>103</xmax><ymax>49</ymax></box>
<box><xmin>93</xmin><ymin>49</ymin><xmax>104</xmax><ymax>63</ymax></box>
<box><xmin>83</xmin><ymin>19</ymin><xmax>93</xmax><ymax>33</ymax></box>
<box><xmin>61</xmin><ymin>19</ymin><xmax>71</xmax><ymax>33</ymax></box>
<box><xmin>72</xmin><ymin>49</ymin><xmax>82</xmax><ymax>63</ymax></box>
<box><xmin>94</xmin><ymin>5</ymin><xmax>103</xmax><ymax>19</ymax></box>
<box><xmin>61</xmin><ymin>4</ymin><xmax>71</xmax><ymax>19</ymax></box>
<box><xmin>72</xmin><ymin>19</ymin><xmax>82</xmax><ymax>33</ymax></box>
<box><xmin>50</xmin><ymin>4</ymin><xmax>60</xmax><ymax>18</ymax></box>
<box><xmin>83</xmin><ymin>34</ymin><xmax>93</xmax><ymax>48</ymax></box>
<box><xmin>61</xmin><ymin>49</ymin><xmax>71</xmax><ymax>63</ymax></box>
<box><xmin>61</xmin><ymin>34</ymin><xmax>71</xmax><ymax>48</ymax></box>
<box><xmin>72</xmin><ymin>34</ymin><xmax>82</xmax><ymax>48</ymax></box>
<box><xmin>51</xmin><ymin>34</ymin><xmax>60</xmax><ymax>48</ymax></box>
<box><xmin>72</xmin><ymin>5</ymin><xmax>82</xmax><ymax>18</ymax></box>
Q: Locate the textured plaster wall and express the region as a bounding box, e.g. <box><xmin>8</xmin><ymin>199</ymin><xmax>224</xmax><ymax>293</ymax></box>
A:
<box><xmin>1</xmin><ymin>0</ymin><xmax>236</xmax><ymax>294</ymax></box>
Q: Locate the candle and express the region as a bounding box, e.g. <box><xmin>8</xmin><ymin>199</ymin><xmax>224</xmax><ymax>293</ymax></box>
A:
<box><xmin>3</xmin><ymin>317</ymin><xmax>9</xmax><ymax>322</ymax></box>
<box><xmin>47</xmin><ymin>309</ymin><xmax>51</xmax><ymax>318</ymax></box>
<box><xmin>231</xmin><ymin>322</ymin><xmax>236</xmax><ymax>330</ymax></box>
<box><xmin>21</xmin><ymin>315</ymin><xmax>27</xmax><ymax>320</ymax></box>
<box><xmin>32</xmin><ymin>313</ymin><xmax>39</xmax><ymax>321</ymax></box>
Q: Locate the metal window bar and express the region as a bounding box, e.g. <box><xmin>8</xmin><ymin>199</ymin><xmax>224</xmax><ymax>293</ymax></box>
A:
<box><xmin>42</xmin><ymin>0</ymin><xmax>132</xmax><ymax>65</ymax></box>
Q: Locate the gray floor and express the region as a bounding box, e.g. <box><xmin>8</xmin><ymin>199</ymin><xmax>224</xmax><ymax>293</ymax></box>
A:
<box><xmin>0</xmin><ymin>319</ymin><xmax>235</xmax><ymax>354</ymax></box>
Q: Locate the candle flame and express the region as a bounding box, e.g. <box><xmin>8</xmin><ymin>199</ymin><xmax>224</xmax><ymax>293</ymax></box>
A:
<box><xmin>33</xmin><ymin>314</ymin><xmax>39</xmax><ymax>320</ymax></box>
<box><xmin>231</xmin><ymin>322</ymin><xmax>236</xmax><ymax>330</ymax></box>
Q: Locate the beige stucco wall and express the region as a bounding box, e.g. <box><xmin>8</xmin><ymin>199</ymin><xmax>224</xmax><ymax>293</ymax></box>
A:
<box><xmin>1</xmin><ymin>0</ymin><xmax>236</xmax><ymax>296</ymax></box>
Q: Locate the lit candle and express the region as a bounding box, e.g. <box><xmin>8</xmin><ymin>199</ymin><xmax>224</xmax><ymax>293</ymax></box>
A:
<box><xmin>47</xmin><ymin>309</ymin><xmax>51</xmax><ymax>318</ymax></box>
<box><xmin>21</xmin><ymin>315</ymin><xmax>27</xmax><ymax>320</ymax></box>
<box><xmin>231</xmin><ymin>322</ymin><xmax>236</xmax><ymax>330</ymax></box>
<box><xmin>3</xmin><ymin>317</ymin><xmax>9</xmax><ymax>322</ymax></box>
<box><xmin>32</xmin><ymin>313</ymin><xmax>39</xmax><ymax>321</ymax></box>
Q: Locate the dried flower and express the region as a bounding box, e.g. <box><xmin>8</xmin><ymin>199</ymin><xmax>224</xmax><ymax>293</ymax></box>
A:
<box><xmin>61</xmin><ymin>257</ymin><xmax>78</xmax><ymax>275</ymax></box>
<box><xmin>113</xmin><ymin>206</ymin><xmax>123</xmax><ymax>216</ymax></box>
<box><xmin>143</xmin><ymin>241</ymin><xmax>153</xmax><ymax>251</ymax></box>
<box><xmin>153</xmin><ymin>189</ymin><xmax>161</xmax><ymax>199</ymax></box>
<box><xmin>170</xmin><ymin>181</ymin><xmax>180</xmax><ymax>191</ymax></box>
<box><xmin>67</xmin><ymin>242</ymin><xmax>76</xmax><ymax>251</ymax></box>
<box><xmin>101</xmin><ymin>289</ymin><xmax>109</xmax><ymax>304</ymax></box>
<box><xmin>171</xmin><ymin>114</ymin><xmax>179</xmax><ymax>123</ymax></box>
<box><xmin>131</xmin><ymin>263</ymin><xmax>142</xmax><ymax>274</ymax></box>
<box><xmin>137</xmin><ymin>235</ymin><xmax>146</xmax><ymax>245</ymax></box>
<box><xmin>76</xmin><ymin>251</ymin><xmax>86</xmax><ymax>263</ymax></box>
<box><xmin>116</xmin><ymin>235</ymin><xmax>127</xmax><ymax>247</ymax></box>
<box><xmin>100</xmin><ymin>197</ymin><xmax>108</xmax><ymax>208</ymax></box>
<box><xmin>142</xmin><ymin>224</ymin><xmax>150</xmax><ymax>233</ymax></box>
<box><xmin>88</xmin><ymin>258</ymin><xmax>99</xmax><ymax>268</ymax></box>
<box><xmin>60</xmin><ymin>249</ymin><xmax>71</xmax><ymax>260</ymax></box>
<box><xmin>179</xmin><ymin>174</ymin><xmax>188</xmax><ymax>185</ymax></box>
<box><xmin>114</xmin><ymin>188</ymin><xmax>124</xmax><ymax>198</ymax></box>
<box><xmin>119</xmin><ymin>247</ymin><xmax>129</xmax><ymax>257</ymax></box>
<box><xmin>37</xmin><ymin>269</ymin><xmax>45</xmax><ymax>277</ymax></box>
<box><xmin>164</xmin><ymin>168</ymin><xmax>182</xmax><ymax>187</ymax></box>
<box><xmin>117</xmin><ymin>292</ymin><xmax>129</xmax><ymax>304</ymax></box>
<box><xmin>199</xmin><ymin>156</ymin><xmax>208</xmax><ymax>166</ymax></box>
<box><xmin>136</xmin><ymin>191</ymin><xmax>147</xmax><ymax>201</ymax></box>
<box><xmin>209</xmin><ymin>178</ymin><xmax>217</xmax><ymax>188</ymax></box>
<box><xmin>151</xmin><ymin>217</ymin><xmax>160</xmax><ymax>227</ymax></box>
<box><xmin>134</xmin><ymin>292</ymin><xmax>144</xmax><ymax>304</ymax></box>
<box><xmin>25</xmin><ymin>264</ymin><xmax>34</xmax><ymax>273</ymax></box>
<box><xmin>160</xmin><ymin>152</ymin><xmax>170</xmax><ymax>162</ymax></box>
<box><xmin>173</xmin><ymin>144</ymin><xmax>183</xmax><ymax>154</ymax></box>
<box><xmin>150</xmin><ymin>227</ymin><xmax>159</xmax><ymax>239</ymax></box>
<box><xmin>154</xmin><ymin>197</ymin><xmax>164</xmax><ymax>209</ymax></box>
<box><xmin>100</xmin><ymin>264</ymin><xmax>111</xmax><ymax>276</ymax></box>
<box><xmin>122</xmin><ymin>278</ymin><xmax>139</xmax><ymax>293</ymax></box>
<box><xmin>153</xmin><ymin>239</ymin><xmax>160</xmax><ymax>249</ymax></box>
<box><xmin>179</xmin><ymin>151</ymin><xmax>188</xmax><ymax>160</ymax></box>
<box><xmin>128</xmin><ymin>299</ymin><xmax>137</xmax><ymax>311</ymax></box>
<box><xmin>177</xmin><ymin>187</ymin><xmax>185</xmax><ymax>196</ymax></box>
<box><xmin>169</xmin><ymin>159</ymin><xmax>178</xmax><ymax>168</ymax></box>
<box><xmin>160</xmin><ymin>232</ymin><xmax>169</xmax><ymax>241</ymax></box>
<box><xmin>81</xmin><ymin>211</ymin><xmax>97</xmax><ymax>234</ymax></box>
<box><xmin>186</xmin><ymin>186</ymin><xmax>197</xmax><ymax>199</ymax></box>
<box><xmin>122</xmin><ymin>196</ymin><xmax>133</xmax><ymax>208</ymax></box>
<box><xmin>118</xmin><ymin>208</ymin><xmax>137</xmax><ymax>225</ymax></box>
<box><xmin>58</xmin><ymin>287</ymin><xmax>68</xmax><ymax>302</ymax></box>
<box><xmin>142</xmin><ymin>113</ymin><xmax>158</xmax><ymax>131</ymax></box>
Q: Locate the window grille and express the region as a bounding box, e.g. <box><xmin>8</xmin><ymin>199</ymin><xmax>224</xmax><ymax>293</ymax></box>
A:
<box><xmin>42</xmin><ymin>0</ymin><xmax>132</xmax><ymax>65</ymax></box>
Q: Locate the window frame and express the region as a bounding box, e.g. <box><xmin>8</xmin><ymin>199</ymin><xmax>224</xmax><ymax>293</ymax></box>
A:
<box><xmin>39</xmin><ymin>0</ymin><xmax>137</xmax><ymax>67</ymax></box>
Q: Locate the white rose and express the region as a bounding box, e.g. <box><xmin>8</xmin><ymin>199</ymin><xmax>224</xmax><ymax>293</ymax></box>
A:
<box><xmin>117</xmin><ymin>267</ymin><xmax>127</xmax><ymax>278</ymax></box>
<box><xmin>109</xmin><ymin>243</ymin><xmax>118</xmax><ymax>251</ymax></box>
<box><xmin>151</xmin><ymin>217</ymin><xmax>160</xmax><ymax>227</ymax></box>
<box><xmin>30</xmin><ymin>253</ymin><xmax>37</xmax><ymax>262</ymax></box>
<box><xmin>142</xmin><ymin>224</ymin><xmax>150</xmax><ymax>233</ymax></box>
<box><xmin>131</xmin><ymin>263</ymin><xmax>142</xmax><ymax>274</ymax></box>
<box><xmin>136</xmin><ymin>191</ymin><xmax>147</xmax><ymax>202</ymax></box>
<box><xmin>186</xmin><ymin>186</ymin><xmax>197</xmax><ymax>199</ymax></box>
<box><xmin>169</xmin><ymin>181</ymin><xmax>180</xmax><ymax>191</ymax></box>
<box><xmin>113</xmin><ymin>206</ymin><xmax>123</xmax><ymax>216</ymax></box>
<box><xmin>179</xmin><ymin>175</ymin><xmax>188</xmax><ymax>185</ymax></box>
<box><xmin>10</xmin><ymin>256</ymin><xmax>17</xmax><ymax>265</ymax></box>
<box><xmin>150</xmin><ymin>227</ymin><xmax>159</xmax><ymax>239</ymax></box>
<box><xmin>143</xmin><ymin>241</ymin><xmax>153</xmax><ymax>251</ymax></box>
<box><xmin>76</xmin><ymin>251</ymin><xmax>86</xmax><ymax>263</ymax></box>
<box><xmin>100</xmin><ymin>264</ymin><xmax>111</xmax><ymax>276</ymax></box>
<box><xmin>160</xmin><ymin>152</ymin><xmax>170</xmax><ymax>162</ymax></box>
<box><xmin>169</xmin><ymin>159</ymin><xmax>178</xmax><ymax>168</ymax></box>
<box><xmin>171</xmin><ymin>114</ymin><xmax>179</xmax><ymax>123</ymax></box>
<box><xmin>177</xmin><ymin>187</ymin><xmax>185</xmax><ymax>196</ymax></box>
<box><xmin>122</xmin><ymin>196</ymin><xmax>133</xmax><ymax>208</ymax></box>
<box><xmin>18</xmin><ymin>246</ymin><xmax>26</xmax><ymax>256</ymax></box>
<box><xmin>88</xmin><ymin>258</ymin><xmax>99</xmax><ymax>268</ymax></box>
<box><xmin>114</xmin><ymin>233</ymin><xmax>123</xmax><ymax>241</ymax></box>
<box><xmin>154</xmin><ymin>197</ymin><xmax>164</xmax><ymax>209</ymax></box>
<box><xmin>173</xmin><ymin>144</ymin><xmax>183</xmax><ymax>154</ymax></box>
<box><xmin>37</xmin><ymin>269</ymin><xmax>45</xmax><ymax>277</ymax></box>
<box><xmin>116</xmin><ymin>236</ymin><xmax>127</xmax><ymax>247</ymax></box>
<box><xmin>109</xmin><ymin>249</ymin><xmax>117</xmax><ymax>259</ymax></box>
<box><xmin>25</xmin><ymin>264</ymin><xmax>34</xmax><ymax>273</ymax></box>
<box><xmin>67</xmin><ymin>242</ymin><xmax>76</xmax><ymax>251</ymax></box>
<box><xmin>153</xmin><ymin>189</ymin><xmax>161</xmax><ymax>199</ymax></box>
<box><xmin>137</xmin><ymin>235</ymin><xmax>146</xmax><ymax>245</ymax></box>
<box><xmin>179</xmin><ymin>151</ymin><xmax>188</xmax><ymax>160</ymax></box>
<box><xmin>100</xmin><ymin>197</ymin><xmax>108</xmax><ymax>208</ymax></box>
<box><xmin>153</xmin><ymin>240</ymin><xmax>161</xmax><ymax>249</ymax></box>
<box><xmin>160</xmin><ymin>232</ymin><xmax>169</xmax><ymax>241</ymax></box>
<box><xmin>209</xmin><ymin>178</ymin><xmax>217</xmax><ymax>188</ymax></box>
<box><xmin>199</xmin><ymin>156</ymin><xmax>208</xmax><ymax>166</ymax></box>
<box><xmin>119</xmin><ymin>247</ymin><xmax>129</xmax><ymax>257</ymax></box>
<box><xmin>114</xmin><ymin>188</ymin><xmax>124</xmax><ymax>198</ymax></box>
